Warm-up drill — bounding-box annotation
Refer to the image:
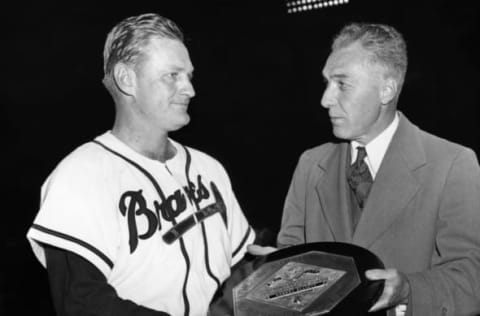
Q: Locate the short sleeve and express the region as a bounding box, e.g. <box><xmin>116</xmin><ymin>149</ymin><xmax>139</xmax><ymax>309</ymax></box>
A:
<box><xmin>27</xmin><ymin>147</ymin><xmax>120</xmax><ymax>277</ymax></box>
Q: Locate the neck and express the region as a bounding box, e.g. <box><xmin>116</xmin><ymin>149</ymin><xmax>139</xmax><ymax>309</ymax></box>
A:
<box><xmin>358</xmin><ymin>109</ymin><xmax>397</xmax><ymax>145</ymax></box>
<box><xmin>112</xmin><ymin>123</ymin><xmax>176</xmax><ymax>162</ymax></box>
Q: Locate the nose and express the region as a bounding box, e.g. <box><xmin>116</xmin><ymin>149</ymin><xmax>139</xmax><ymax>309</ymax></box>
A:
<box><xmin>321</xmin><ymin>83</ymin><xmax>334</xmax><ymax>109</ymax></box>
<box><xmin>180</xmin><ymin>78</ymin><xmax>196</xmax><ymax>98</ymax></box>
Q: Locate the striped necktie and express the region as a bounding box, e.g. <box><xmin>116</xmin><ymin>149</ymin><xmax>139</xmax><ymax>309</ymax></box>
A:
<box><xmin>347</xmin><ymin>147</ymin><xmax>373</xmax><ymax>209</ymax></box>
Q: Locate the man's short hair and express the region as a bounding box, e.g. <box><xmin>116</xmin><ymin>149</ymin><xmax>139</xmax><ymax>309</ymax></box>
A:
<box><xmin>332</xmin><ymin>23</ymin><xmax>408</xmax><ymax>88</ymax></box>
<box><xmin>102</xmin><ymin>13</ymin><xmax>184</xmax><ymax>95</ymax></box>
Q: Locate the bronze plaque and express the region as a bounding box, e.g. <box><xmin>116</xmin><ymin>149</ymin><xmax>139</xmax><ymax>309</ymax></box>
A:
<box><xmin>233</xmin><ymin>242</ymin><xmax>384</xmax><ymax>316</ymax></box>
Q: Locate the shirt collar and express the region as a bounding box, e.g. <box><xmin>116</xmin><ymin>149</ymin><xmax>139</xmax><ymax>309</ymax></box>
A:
<box><xmin>351</xmin><ymin>112</ymin><xmax>400</xmax><ymax>179</ymax></box>
<box><xmin>98</xmin><ymin>131</ymin><xmax>183</xmax><ymax>167</ymax></box>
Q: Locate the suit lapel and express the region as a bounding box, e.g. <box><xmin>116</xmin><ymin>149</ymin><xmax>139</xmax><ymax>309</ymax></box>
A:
<box><xmin>353</xmin><ymin>113</ymin><xmax>426</xmax><ymax>248</ymax></box>
<box><xmin>315</xmin><ymin>143</ymin><xmax>354</xmax><ymax>242</ymax></box>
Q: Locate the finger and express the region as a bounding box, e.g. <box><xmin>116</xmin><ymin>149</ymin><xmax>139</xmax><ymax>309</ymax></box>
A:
<box><xmin>365</xmin><ymin>269</ymin><xmax>384</xmax><ymax>280</ymax></box>
<box><xmin>247</xmin><ymin>244</ymin><xmax>277</xmax><ymax>256</ymax></box>
<box><xmin>368</xmin><ymin>289</ymin><xmax>390</xmax><ymax>312</ymax></box>
<box><xmin>366</xmin><ymin>269</ymin><xmax>391</xmax><ymax>312</ymax></box>
<box><xmin>369</xmin><ymin>300</ymin><xmax>385</xmax><ymax>312</ymax></box>
<box><xmin>365</xmin><ymin>268</ymin><xmax>393</xmax><ymax>280</ymax></box>
<box><xmin>247</xmin><ymin>245</ymin><xmax>277</xmax><ymax>255</ymax></box>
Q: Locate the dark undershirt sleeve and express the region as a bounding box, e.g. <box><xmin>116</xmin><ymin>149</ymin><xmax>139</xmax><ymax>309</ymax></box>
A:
<box><xmin>44</xmin><ymin>245</ymin><xmax>170</xmax><ymax>316</ymax></box>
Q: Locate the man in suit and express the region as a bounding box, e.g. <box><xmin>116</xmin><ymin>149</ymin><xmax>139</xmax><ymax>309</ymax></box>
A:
<box><xmin>250</xmin><ymin>23</ymin><xmax>480</xmax><ymax>315</ymax></box>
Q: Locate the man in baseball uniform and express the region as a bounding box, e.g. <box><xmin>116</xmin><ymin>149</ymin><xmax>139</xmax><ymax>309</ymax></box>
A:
<box><xmin>27</xmin><ymin>13</ymin><xmax>255</xmax><ymax>316</ymax></box>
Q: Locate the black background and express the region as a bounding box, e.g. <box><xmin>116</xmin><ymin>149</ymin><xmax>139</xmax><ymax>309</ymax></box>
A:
<box><xmin>4</xmin><ymin>0</ymin><xmax>479</xmax><ymax>314</ymax></box>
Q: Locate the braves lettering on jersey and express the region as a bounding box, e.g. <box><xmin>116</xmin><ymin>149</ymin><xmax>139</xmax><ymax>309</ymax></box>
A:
<box><xmin>27</xmin><ymin>131</ymin><xmax>255</xmax><ymax>316</ymax></box>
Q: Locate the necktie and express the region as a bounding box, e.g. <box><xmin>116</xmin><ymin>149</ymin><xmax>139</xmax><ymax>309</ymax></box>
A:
<box><xmin>347</xmin><ymin>147</ymin><xmax>373</xmax><ymax>209</ymax></box>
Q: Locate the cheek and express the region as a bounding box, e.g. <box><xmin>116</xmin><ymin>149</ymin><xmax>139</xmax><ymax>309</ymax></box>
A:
<box><xmin>349</xmin><ymin>87</ymin><xmax>378</xmax><ymax>112</ymax></box>
<box><xmin>144</xmin><ymin>80</ymin><xmax>177</xmax><ymax>102</ymax></box>
<box><xmin>337</xmin><ymin>92</ymin><xmax>356</xmax><ymax>116</ymax></box>
<box><xmin>356</xmin><ymin>101</ymin><xmax>382</xmax><ymax>131</ymax></box>
<box><xmin>160</xmin><ymin>81</ymin><xmax>178</xmax><ymax>99</ymax></box>
<box><xmin>340</xmin><ymin>93</ymin><xmax>374</xmax><ymax>127</ymax></box>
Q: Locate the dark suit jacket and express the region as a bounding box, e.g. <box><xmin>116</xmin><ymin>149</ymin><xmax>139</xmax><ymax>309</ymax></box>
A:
<box><xmin>278</xmin><ymin>113</ymin><xmax>480</xmax><ymax>316</ymax></box>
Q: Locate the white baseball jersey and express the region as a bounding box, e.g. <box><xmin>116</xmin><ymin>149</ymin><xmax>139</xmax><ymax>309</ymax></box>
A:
<box><xmin>27</xmin><ymin>131</ymin><xmax>255</xmax><ymax>316</ymax></box>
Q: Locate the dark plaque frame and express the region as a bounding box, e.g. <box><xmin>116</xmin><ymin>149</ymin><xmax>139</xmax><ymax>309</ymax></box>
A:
<box><xmin>233</xmin><ymin>242</ymin><xmax>385</xmax><ymax>316</ymax></box>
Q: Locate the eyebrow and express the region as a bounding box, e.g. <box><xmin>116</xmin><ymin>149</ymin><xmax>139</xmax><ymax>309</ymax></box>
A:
<box><xmin>164</xmin><ymin>65</ymin><xmax>194</xmax><ymax>78</ymax></box>
<box><xmin>330</xmin><ymin>73</ymin><xmax>348</xmax><ymax>80</ymax></box>
<box><xmin>169</xmin><ymin>65</ymin><xmax>194</xmax><ymax>72</ymax></box>
<box><xmin>323</xmin><ymin>73</ymin><xmax>347</xmax><ymax>84</ymax></box>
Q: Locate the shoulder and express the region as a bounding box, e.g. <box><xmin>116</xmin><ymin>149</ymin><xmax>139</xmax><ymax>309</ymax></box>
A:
<box><xmin>45</xmin><ymin>140</ymin><xmax>119</xmax><ymax>188</ymax></box>
<box><xmin>416</xmin><ymin>127</ymin><xmax>478</xmax><ymax>165</ymax></box>
<box><xmin>183</xmin><ymin>144</ymin><xmax>221</xmax><ymax>164</ymax></box>
<box><xmin>398</xmin><ymin>113</ymin><xmax>477</xmax><ymax>164</ymax></box>
<box><xmin>297</xmin><ymin>142</ymin><xmax>342</xmax><ymax>167</ymax></box>
<box><xmin>179</xmin><ymin>143</ymin><xmax>228</xmax><ymax>174</ymax></box>
<box><xmin>179</xmin><ymin>144</ymin><xmax>238</xmax><ymax>196</ymax></box>
<box><xmin>57</xmin><ymin>141</ymin><xmax>114</xmax><ymax>171</ymax></box>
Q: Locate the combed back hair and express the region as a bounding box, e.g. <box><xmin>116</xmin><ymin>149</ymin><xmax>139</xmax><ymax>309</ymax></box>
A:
<box><xmin>332</xmin><ymin>23</ymin><xmax>408</xmax><ymax>88</ymax></box>
<box><xmin>102</xmin><ymin>13</ymin><xmax>184</xmax><ymax>95</ymax></box>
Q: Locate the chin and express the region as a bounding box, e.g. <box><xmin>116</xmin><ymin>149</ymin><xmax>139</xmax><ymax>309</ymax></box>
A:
<box><xmin>181</xmin><ymin>115</ymin><xmax>191</xmax><ymax>126</ymax></box>
<box><xmin>332</xmin><ymin>128</ymin><xmax>351</xmax><ymax>141</ymax></box>
<box><xmin>170</xmin><ymin>117</ymin><xmax>190</xmax><ymax>131</ymax></box>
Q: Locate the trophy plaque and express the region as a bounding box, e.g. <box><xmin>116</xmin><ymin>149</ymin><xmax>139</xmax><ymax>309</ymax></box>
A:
<box><xmin>233</xmin><ymin>242</ymin><xmax>384</xmax><ymax>316</ymax></box>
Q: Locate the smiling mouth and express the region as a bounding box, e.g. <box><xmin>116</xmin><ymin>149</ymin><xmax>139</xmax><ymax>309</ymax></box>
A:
<box><xmin>330</xmin><ymin>116</ymin><xmax>343</xmax><ymax>122</ymax></box>
<box><xmin>173</xmin><ymin>102</ymin><xmax>189</xmax><ymax>107</ymax></box>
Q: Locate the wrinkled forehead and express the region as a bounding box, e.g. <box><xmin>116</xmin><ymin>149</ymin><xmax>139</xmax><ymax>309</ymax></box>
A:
<box><xmin>324</xmin><ymin>43</ymin><xmax>368</xmax><ymax>74</ymax></box>
<box><xmin>141</xmin><ymin>37</ymin><xmax>194</xmax><ymax>70</ymax></box>
<box><xmin>323</xmin><ymin>42</ymin><xmax>386</xmax><ymax>80</ymax></box>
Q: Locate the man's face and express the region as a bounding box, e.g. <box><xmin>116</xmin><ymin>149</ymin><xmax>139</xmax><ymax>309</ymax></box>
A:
<box><xmin>132</xmin><ymin>37</ymin><xmax>195</xmax><ymax>133</ymax></box>
<box><xmin>321</xmin><ymin>41</ymin><xmax>387</xmax><ymax>144</ymax></box>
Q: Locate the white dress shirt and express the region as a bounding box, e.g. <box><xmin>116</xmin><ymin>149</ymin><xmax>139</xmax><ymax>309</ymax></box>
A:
<box><xmin>350</xmin><ymin>112</ymin><xmax>400</xmax><ymax>179</ymax></box>
<box><xmin>350</xmin><ymin>112</ymin><xmax>406</xmax><ymax>316</ymax></box>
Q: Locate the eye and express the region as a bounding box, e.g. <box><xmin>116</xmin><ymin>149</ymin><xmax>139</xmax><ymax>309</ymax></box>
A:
<box><xmin>164</xmin><ymin>72</ymin><xmax>179</xmax><ymax>82</ymax></box>
<box><xmin>169</xmin><ymin>72</ymin><xmax>179</xmax><ymax>79</ymax></box>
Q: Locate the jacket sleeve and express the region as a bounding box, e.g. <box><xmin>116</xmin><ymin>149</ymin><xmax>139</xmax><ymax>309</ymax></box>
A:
<box><xmin>277</xmin><ymin>151</ymin><xmax>313</xmax><ymax>248</ymax></box>
<box><xmin>45</xmin><ymin>245</ymin><xmax>170</xmax><ymax>316</ymax></box>
<box><xmin>406</xmin><ymin>148</ymin><xmax>480</xmax><ymax>316</ymax></box>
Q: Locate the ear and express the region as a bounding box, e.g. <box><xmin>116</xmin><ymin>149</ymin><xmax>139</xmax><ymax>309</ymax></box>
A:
<box><xmin>113</xmin><ymin>62</ymin><xmax>136</xmax><ymax>96</ymax></box>
<box><xmin>380</xmin><ymin>77</ymin><xmax>398</xmax><ymax>105</ymax></box>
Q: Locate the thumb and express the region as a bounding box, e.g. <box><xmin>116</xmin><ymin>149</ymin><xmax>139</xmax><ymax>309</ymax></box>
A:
<box><xmin>247</xmin><ymin>244</ymin><xmax>277</xmax><ymax>256</ymax></box>
<box><xmin>365</xmin><ymin>269</ymin><xmax>388</xmax><ymax>280</ymax></box>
